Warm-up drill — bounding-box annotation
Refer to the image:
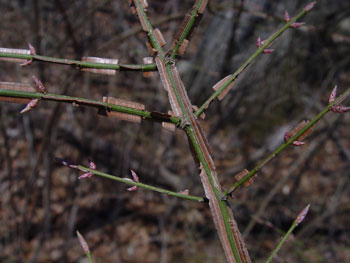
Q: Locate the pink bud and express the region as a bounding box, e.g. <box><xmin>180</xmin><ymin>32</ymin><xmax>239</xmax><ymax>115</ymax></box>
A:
<box><xmin>127</xmin><ymin>186</ymin><xmax>137</xmax><ymax>191</ymax></box>
<box><xmin>20</xmin><ymin>60</ymin><xmax>33</xmax><ymax>66</ymax></box>
<box><xmin>290</xmin><ymin>22</ymin><xmax>306</xmax><ymax>29</ymax></box>
<box><xmin>328</xmin><ymin>85</ymin><xmax>337</xmax><ymax>103</ymax></box>
<box><xmin>284</xmin><ymin>10</ymin><xmax>290</xmax><ymax>22</ymax></box>
<box><xmin>338</xmin><ymin>106</ymin><xmax>350</xmax><ymax>113</ymax></box>
<box><xmin>59</xmin><ymin>159</ymin><xmax>70</xmax><ymax>166</ymax></box>
<box><xmin>257</xmin><ymin>36</ymin><xmax>274</xmax><ymax>53</ymax></box>
<box><xmin>20</xmin><ymin>43</ymin><xmax>36</xmax><ymax>67</ymax></box>
<box><xmin>328</xmin><ymin>86</ymin><xmax>350</xmax><ymax>113</ymax></box>
<box><xmin>57</xmin><ymin>158</ymin><xmax>78</xmax><ymax>169</ymax></box>
<box><xmin>330</xmin><ymin>105</ymin><xmax>350</xmax><ymax>113</ymax></box>
<box><xmin>292</xmin><ymin>141</ymin><xmax>306</xmax><ymax>146</ymax></box>
<box><xmin>32</xmin><ymin>75</ymin><xmax>46</xmax><ymax>93</ymax></box>
<box><xmin>257</xmin><ymin>36</ymin><xmax>262</xmax><ymax>48</ymax></box>
<box><xmin>78</xmin><ymin>172</ymin><xmax>93</xmax><ymax>179</ymax></box>
<box><xmin>20</xmin><ymin>99</ymin><xmax>39</xmax><ymax>113</ymax></box>
<box><xmin>126</xmin><ymin>170</ymin><xmax>139</xmax><ymax>191</ymax></box>
<box><xmin>28</xmin><ymin>42</ymin><xmax>37</xmax><ymax>55</ymax></box>
<box><xmin>263</xmin><ymin>49</ymin><xmax>274</xmax><ymax>54</ymax></box>
<box><xmin>284</xmin><ymin>120</ymin><xmax>313</xmax><ymax>146</ymax></box>
<box><xmin>89</xmin><ymin>160</ymin><xmax>96</xmax><ymax>170</ymax></box>
<box><xmin>130</xmin><ymin>170</ymin><xmax>139</xmax><ymax>182</ymax></box>
<box><xmin>304</xmin><ymin>1</ymin><xmax>316</xmax><ymax>12</ymax></box>
<box><xmin>295</xmin><ymin>204</ymin><xmax>310</xmax><ymax>225</ymax></box>
<box><xmin>76</xmin><ymin>231</ymin><xmax>90</xmax><ymax>253</ymax></box>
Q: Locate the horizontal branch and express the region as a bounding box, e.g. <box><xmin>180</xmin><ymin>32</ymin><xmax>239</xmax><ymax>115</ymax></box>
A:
<box><xmin>76</xmin><ymin>165</ymin><xmax>205</xmax><ymax>202</ymax></box>
<box><xmin>195</xmin><ymin>3</ymin><xmax>315</xmax><ymax>117</ymax></box>
<box><xmin>223</xmin><ymin>87</ymin><xmax>350</xmax><ymax>197</ymax></box>
<box><xmin>0</xmin><ymin>51</ymin><xmax>156</xmax><ymax>72</ymax></box>
<box><xmin>0</xmin><ymin>88</ymin><xmax>181</xmax><ymax>125</ymax></box>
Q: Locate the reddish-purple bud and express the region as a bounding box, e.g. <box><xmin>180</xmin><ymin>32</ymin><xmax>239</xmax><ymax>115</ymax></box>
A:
<box><xmin>20</xmin><ymin>99</ymin><xmax>39</xmax><ymax>113</ymax></box>
<box><xmin>130</xmin><ymin>170</ymin><xmax>139</xmax><ymax>182</ymax></box>
<box><xmin>284</xmin><ymin>120</ymin><xmax>313</xmax><ymax>146</ymax></box>
<box><xmin>89</xmin><ymin>160</ymin><xmax>96</xmax><ymax>170</ymax></box>
<box><xmin>339</xmin><ymin>106</ymin><xmax>350</xmax><ymax>113</ymax></box>
<box><xmin>257</xmin><ymin>36</ymin><xmax>274</xmax><ymax>53</ymax></box>
<box><xmin>263</xmin><ymin>49</ymin><xmax>274</xmax><ymax>54</ymax></box>
<box><xmin>32</xmin><ymin>75</ymin><xmax>46</xmax><ymax>93</ymax></box>
<box><xmin>28</xmin><ymin>42</ymin><xmax>36</xmax><ymax>55</ymax></box>
<box><xmin>295</xmin><ymin>204</ymin><xmax>310</xmax><ymax>225</ymax></box>
<box><xmin>20</xmin><ymin>60</ymin><xmax>33</xmax><ymax>66</ymax></box>
<box><xmin>56</xmin><ymin>158</ymin><xmax>78</xmax><ymax>169</ymax></box>
<box><xmin>76</xmin><ymin>231</ymin><xmax>90</xmax><ymax>253</ymax></box>
<box><xmin>20</xmin><ymin>43</ymin><xmax>36</xmax><ymax>66</ymax></box>
<box><xmin>284</xmin><ymin>10</ymin><xmax>290</xmax><ymax>22</ymax></box>
<box><xmin>59</xmin><ymin>159</ymin><xmax>70</xmax><ymax>166</ymax></box>
<box><xmin>127</xmin><ymin>170</ymin><xmax>139</xmax><ymax>191</ymax></box>
<box><xmin>328</xmin><ymin>85</ymin><xmax>337</xmax><ymax>103</ymax></box>
<box><xmin>126</xmin><ymin>186</ymin><xmax>137</xmax><ymax>191</ymax></box>
<box><xmin>257</xmin><ymin>36</ymin><xmax>262</xmax><ymax>48</ymax></box>
<box><xmin>78</xmin><ymin>172</ymin><xmax>93</xmax><ymax>179</ymax></box>
<box><xmin>328</xmin><ymin>85</ymin><xmax>350</xmax><ymax>113</ymax></box>
<box><xmin>290</xmin><ymin>22</ymin><xmax>306</xmax><ymax>29</ymax></box>
<box><xmin>330</xmin><ymin>105</ymin><xmax>350</xmax><ymax>113</ymax></box>
<box><xmin>292</xmin><ymin>141</ymin><xmax>306</xmax><ymax>146</ymax></box>
<box><xmin>304</xmin><ymin>1</ymin><xmax>316</xmax><ymax>12</ymax></box>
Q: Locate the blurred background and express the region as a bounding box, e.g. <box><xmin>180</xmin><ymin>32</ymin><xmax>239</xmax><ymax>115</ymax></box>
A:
<box><xmin>0</xmin><ymin>0</ymin><xmax>349</xmax><ymax>262</ymax></box>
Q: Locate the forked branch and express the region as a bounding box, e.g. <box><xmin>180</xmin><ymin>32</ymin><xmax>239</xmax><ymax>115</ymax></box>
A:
<box><xmin>223</xmin><ymin>87</ymin><xmax>350</xmax><ymax>197</ymax></box>
<box><xmin>131</xmin><ymin>0</ymin><xmax>252</xmax><ymax>262</ymax></box>
<box><xmin>195</xmin><ymin>2</ymin><xmax>316</xmax><ymax>117</ymax></box>
<box><xmin>0</xmin><ymin>1</ymin><xmax>323</xmax><ymax>263</ymax></box>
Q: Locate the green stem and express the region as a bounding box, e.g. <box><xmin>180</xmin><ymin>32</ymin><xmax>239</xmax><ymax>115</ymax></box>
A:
<box><xmin>265</xmin><ymin>220</ymin><xmax>298</xmax><ymax>263</ymax></box>
<box><xmin>195</xmin><ymin>4</ymin><xmax>314</xmax><ymax>117</ymax></box>
<box><xmin>133</xmin><ymin>1</ymin><xmax>246</xmax><ymax>261</ymax></box>
<box><xmin>77</xmin><ymin>165</ymin><xmax>204</xmax><ymax>202</ymax></box>
<box><xmin>223</xmin><ymin>87</ymin><xmax>350</xmax><ymax>197</ymax></box>
<box><xmin>0</xmin><ymin>52</ymin><xmax>156</xmax><ymax>71</ymax></box>
<box><xmin>0</xmin><ymin>88</ymin><xmax>181</xmax><ymax>125</ymax></box>
<box><xmin>265</xmin><ymin>204</ymin><xmax>310</xmax><ymax>263</ymax></box>
<box><xmin>86</xmin><ymin>252</ymin><xmax>94</xmax><ymax>263</ymax></box>
<box><xmin>170</xmin><ymin>0</ymin><xmax>207</xmax><ymax>59</ymax></box>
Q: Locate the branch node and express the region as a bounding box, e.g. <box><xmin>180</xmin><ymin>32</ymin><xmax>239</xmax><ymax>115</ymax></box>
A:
<box><xmin>127</xmin><ymin>170</ymin><xmax>139</xmax><ymax>191</ymax></box>
<box><xmin>284</xmin><ymin>120</ymin><xmax>313</xmax><ymax>146</ymax></box>
<box><xmin>328</xmin><ymin>85</ymin><xmax>350</xmax><ymax>113</ymax></box>
<box><xmin>142</xmin><ymin>57</ymin><xmax>154</xmax><ymax>77</ymax></box>
<box><xmin>20</xmin><ymin>99</ymin><xmax>40</xmax><ymax>114</ymax></box>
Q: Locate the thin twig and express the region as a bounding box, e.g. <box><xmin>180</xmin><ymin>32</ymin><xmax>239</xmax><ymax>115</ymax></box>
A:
<box><xmin>0</xmin><ymin>88</ymin><xmax>181</xmax><ymax>125</ymax></box>
<box><xmin>223</xmin><ymin>87</ymin><xmax>350</xmax><ymax>197</ymax></box>
<box><xmin>265</xmin><ymin>205</ymin><xmax>310</xmax><ymax>263</ymax></box>
<box><xmin>75</xmin><ymin>165</ymin><xmax>204</xmax><ymax>202</ymax></box>
<box><xmin>0</xmin><ymin>51</ymin><xmax>156</xmax><ymax>72</ymax></box>
<box><xmin>169</xmin><ymin>0</ymin><xmax>208</xmax><ymax>59</ymax></box>
<box><xmin>195</xmin><ymin>3</ymin><xmax>316</xmax><ymax>117</ymax></box>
